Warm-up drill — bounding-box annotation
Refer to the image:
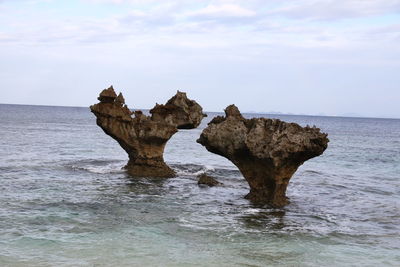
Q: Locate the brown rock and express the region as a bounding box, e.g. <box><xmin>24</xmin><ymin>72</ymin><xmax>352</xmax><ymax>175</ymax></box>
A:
<box><xmin>115</xmin><ymin>92</ymin><xmax>125</xmax><ymax>106</ymax></box>
<box><xmin>197</xmin><ymin>105</ymin><xmax>329</xmax><ymax>207</ymax></box>
<box><xmin>197</xmin><ymin>173</ymin><xmax>221</xmax><ymax>187</ymax></box>
<box><xmin>150</xmin><ymin>91</ymin><xmax>207</xmax><ymax>129</ymax></box>
<box><xmin>90</xmin><ymin>86</ymin><xmax>203</xmax><ymax>178</ymax></box>
<box><xmin>97</xmin><ymin>86</ymin><xmax>117</xmax><ymax>103</ymax></box>
<box><xmin>90</xmin><ymin>86</ymin><xmax>205</xmax><ymax>177</ymax></box>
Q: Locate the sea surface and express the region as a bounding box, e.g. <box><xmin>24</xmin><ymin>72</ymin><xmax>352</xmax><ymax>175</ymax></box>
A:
<box><xmin>0</xmin><ymin>104</ymin><xmax>399</xmax><ymax>267</ymax></box>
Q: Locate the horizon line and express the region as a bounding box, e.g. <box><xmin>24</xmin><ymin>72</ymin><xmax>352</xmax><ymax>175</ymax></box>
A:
<box><xmin>0</xmin><ymin>102</ymin><xmax>398</xmax><ymax>120</ymax></box>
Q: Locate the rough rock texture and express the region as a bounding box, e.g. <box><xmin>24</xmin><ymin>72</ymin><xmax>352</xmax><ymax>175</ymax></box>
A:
<box><xmin>150</xmin><ymin>91</ymin><xmax>206</xmax><ymax>129</ymax></box>
<box><xmin>197</xmin><ymin>105</ymin><xmax>329</xmax><ymax>207</ymax></box>
<box><xmin>90</xmin><ymin>86</ymin><xmax>205</xmax><ymax>177</ymax></box>
<box><xmin>197</xmin><ymin>173</ymin><xmax>222</xmax><ymax>187</ymax></box>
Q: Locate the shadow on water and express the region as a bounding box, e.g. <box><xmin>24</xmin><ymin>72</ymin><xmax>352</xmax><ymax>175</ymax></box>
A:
<box><xmin>239</xmin><ymin>209</ymin><xmax>287</xmax><ymax>230</ymax></box>
<box><xmin>123</xmin><ymin>176</ymin><xmax>170</xmax><ymax>196</ymax></box>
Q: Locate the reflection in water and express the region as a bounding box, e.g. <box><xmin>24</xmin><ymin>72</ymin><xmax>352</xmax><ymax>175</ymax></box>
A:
<box><xmin>124</xmin><ymin>177</ymin><xmax>170</xmax><ymax>195</ymax></box>
<box><xmin>239</xmin><ymin>210</ymin><xmax>286</xmax><ymax>230</ymax></box>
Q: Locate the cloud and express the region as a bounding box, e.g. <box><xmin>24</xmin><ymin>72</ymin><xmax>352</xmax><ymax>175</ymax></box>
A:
<box><xmin>118</xmin><ymin>10</ymin><xmax>175</xmax><ymax>29</ymax></box>
<box><xmin>0</xmin><ymin>0</ymin><xmax>399</xmax><ymax>51</ymax></box>
<box><xmin>185</xmin><ymin>4</ymin><xmax>256</xmax><ymax>19</ymax></box>
<box><xmin>271</xmin><ymin>0</ymin><xmax>400</xmax><ymax>21</ymax></box>
<box><xmin>365</xmin><ymin>23</ymin><xmax>400</xmax><ymax>43</ymax></box>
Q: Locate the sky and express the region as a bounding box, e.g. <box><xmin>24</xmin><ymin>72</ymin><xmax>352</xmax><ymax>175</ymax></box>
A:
<box><xmin>0</xmin><ymin>0</ymin><xmax>399</xmax><ymax>118</ymax></box>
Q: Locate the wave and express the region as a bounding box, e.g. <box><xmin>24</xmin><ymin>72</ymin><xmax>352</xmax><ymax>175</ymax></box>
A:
<box><xmin>66</xmin><ymin>159</ymin><xmax>126</xmax><ymax>174</ymax></box>
<box><xmin>171</xmin><ymin>163</ymin><xmax>241</xmax><ymax>178</ymax></box>
<box><xmin>172</xmin><ymin>163</ymin><xmax>215</xmax><ymax>176</ymax></box>
<box><xmin>62</xmin><ymin>160</ymin><xmax>240</xmax><ymax>177</ymax></box>
<box><xmin>302</xmin><ymin>169</ymin><xmax>325</xmax><ymax>175</ymax></box>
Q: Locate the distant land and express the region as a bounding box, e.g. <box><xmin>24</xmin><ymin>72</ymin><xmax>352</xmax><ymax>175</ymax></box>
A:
<box><xmin>242</xmin><ymin>110</ymin><xmax>398</xmax><ymax>120</ymax></box>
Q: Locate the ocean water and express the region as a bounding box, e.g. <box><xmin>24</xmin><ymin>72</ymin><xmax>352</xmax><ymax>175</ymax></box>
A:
<box><xmin>0</xmin><ymin>103</ymin><xmax>399</xmax><ymax>267</ymax></box>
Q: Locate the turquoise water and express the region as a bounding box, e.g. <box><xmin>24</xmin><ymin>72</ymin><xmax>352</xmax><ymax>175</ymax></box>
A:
<box><xmin>0</xmin><ymin>104</ymin><xmax>399</xmax><ymax>266</ymax></box>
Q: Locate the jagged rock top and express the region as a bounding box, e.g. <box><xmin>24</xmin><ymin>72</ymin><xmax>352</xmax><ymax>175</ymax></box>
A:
<box><xmin>150</xmin><ymin>90</ymin><xmax>206</xmax><ymax>129</ymax></box>
<box><xmin>115</xmin><ymin>92</ymin><xmax>125</xmax><ymax>106</ymax></box>
<box><xmin>91</xmin><ymin>87</ymin><xmax>206</xmax><ymax>130</ymax></box>
<box><xmin>91</xmin><ymin>87</ymin><xmax>132</xmax><ymax>122</ymax></box>
<box><xmin>225</xmin><ymin>104</ymin><xmax>243</xmax><ymax>118</ymax></box>
<box><xmin>198</xmin><ymin>104</ymin><xmax>329</xmax><ymax>167</ymax></box>
<box><xmin>98</xmin><ymin>86</ymin><xmax>117</xmax><ymax>103</ymax></box>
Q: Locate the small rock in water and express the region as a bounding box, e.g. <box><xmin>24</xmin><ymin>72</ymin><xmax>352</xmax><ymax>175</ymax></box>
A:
<box><xmin>197</xmin><ymin>173</ymin><xmax>222</xmax><ymax>187</ymax></box>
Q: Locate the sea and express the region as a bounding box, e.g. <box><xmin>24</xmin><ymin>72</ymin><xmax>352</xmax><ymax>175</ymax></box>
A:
<box><xmin>0</xmin><ymin>103</ymin><xmax>399</xmax><ymax>267</ymax></box>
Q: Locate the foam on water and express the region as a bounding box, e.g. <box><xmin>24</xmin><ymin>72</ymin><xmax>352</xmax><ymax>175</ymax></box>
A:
<box><xmin>68</xmin><ymin>159</ymin><xmax>126</xmax><ymax>174</ymax></box>
<box><xmin>0</xmin><ymin>104</ymin><xmax>399</xmax><ymax>266</ymax></box>
<box><xmin>174</xmin><ymin>164</ymin><xmax>217</xmax><ymax>176</ymax></box>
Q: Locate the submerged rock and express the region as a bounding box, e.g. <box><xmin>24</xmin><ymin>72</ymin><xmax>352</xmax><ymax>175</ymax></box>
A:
<box><xmin>150</xmin><ymin>91</ymin><xmax>206</xmax><ymax>129</ymax></box>
<box><xmin>197</xmin><ymin>105</ymin><xmax>329</xmax><ymax>207</ymax></box>
<box><xmin>90</xmin><ymin>86</ymin><xmax>205</xmax><ymax>177</ymax></box>
<box><xmin>197</xmin><ymin>173</ymin><xmax>222</xmax><ymax>187</ymax></box>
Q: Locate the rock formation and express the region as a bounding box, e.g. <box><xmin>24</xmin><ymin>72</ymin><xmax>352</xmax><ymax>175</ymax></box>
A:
<box><xmin>197</xmin><ymin>105</ymin><xmax>329</xmax><ymax>207</ymax></box>
<box><xmin>150</xmin><ymin>91</ymin><xmax>206</xmax><ymax>129</ymax></box>
<box><xmin>197</xmin><ymin>173</ymin><xmax>222</xmax><ymax>187</ymax></box>
<box><xmin>90</xmin><ymin>86</ymin><xmax>205</xmax><ymax>177</ymax></box>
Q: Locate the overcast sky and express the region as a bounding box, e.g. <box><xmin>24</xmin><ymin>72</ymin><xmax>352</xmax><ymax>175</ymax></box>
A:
<box><xmin>0</xmin><ymin>0</ymin><xmax>399</xmax><ymax>118</ymax></box>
